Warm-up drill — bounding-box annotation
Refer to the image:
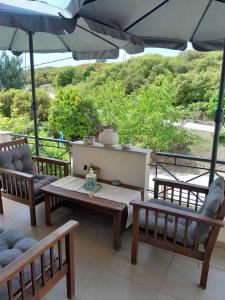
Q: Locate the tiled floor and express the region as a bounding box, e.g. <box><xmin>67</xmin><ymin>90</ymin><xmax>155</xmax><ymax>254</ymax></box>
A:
<box><xmin>1</xmin><ymin>199</ymin><xmax>225</xmax><ymax>300</ymax></box>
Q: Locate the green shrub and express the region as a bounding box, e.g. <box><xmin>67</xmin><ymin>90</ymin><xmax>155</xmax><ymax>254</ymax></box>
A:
<box><xmin>49</xmin><ymin>85</ymin><xmax>101</xmax><ymax>140</ymax></box>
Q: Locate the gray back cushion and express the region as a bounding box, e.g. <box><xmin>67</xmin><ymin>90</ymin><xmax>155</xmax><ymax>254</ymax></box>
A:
<box><xmin>0</xmin><ymin>144</ymin><xmax>33</xmax><ymax>174</ymax></box>
<box><xmin>190</xmin><ymin>176</ymin><xmax>225</xmax><ymax>244</ymax></box>
<box><xmin>200</xmin><ymin>176</ymin><xmax>224</xmax><ymax>218</ymax></box>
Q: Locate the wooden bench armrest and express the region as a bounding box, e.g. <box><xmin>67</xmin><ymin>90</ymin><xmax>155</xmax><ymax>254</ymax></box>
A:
<box><xmin>131</xmin><ymin>200</ymin><xmax>225</xmax><ymax>227</ymax></box>
<box><xmin>32</xmin><ymin>156</ymin><xmax>70</xmax><ymax>177</ymax></box>
<box><xmin>153</xmin><ymin>178</ymin><xmax>209</xmax><ymax>194</ymax></box>
<box><xmin>0</xmin><ymin>167</ymin><xmax>34</xmax><ymax>180</ymax></box>
<box><xmin>32</xmin><ymin>156</ymin><xmax>70</xmax><ymax>166</ymax></box>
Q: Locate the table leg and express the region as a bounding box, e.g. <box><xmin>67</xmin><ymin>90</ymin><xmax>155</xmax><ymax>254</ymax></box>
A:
<box><xmin>113</xmin><ymin>211</ymin><xmax>123</xmax><ymax>251</ymax></box>
<box><xmin>45</xmin><ymin>194</ymin><xmax>52</xmax><ymax>226</ymax></box>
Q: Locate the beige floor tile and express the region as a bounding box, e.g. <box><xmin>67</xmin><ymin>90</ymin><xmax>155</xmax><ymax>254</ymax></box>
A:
<box><xmin>45</xmin><ymin>256</ymin><xmax>103</xmax><ymax>300</ymax></box>
<box><xmin>107</xmin><ymin>239</ymin><xmax>173</xmax><ymax>290</ymax></box>
<box><xmin>2</xmin><ymin>198</ymin><xmax>25</xmax><ymax>217</ymax></box>
<box><xmin>156</xmin><ymin>292</ymin><xmax>181</xmax><ymax>300</ymax></box>
<box><xmin>211</xmin><ymin>246</ymin><xmax>225</xmax><ymax>271</ymax></box>
<box><xmin>161</xmin><ymin>256</ymin><xmax>225</xmax><ymax>300</ymax></box>
<box><xmin>79</xmin><ymin>269</ymin><xmax>159</xmax><ymax>300</ymax></box>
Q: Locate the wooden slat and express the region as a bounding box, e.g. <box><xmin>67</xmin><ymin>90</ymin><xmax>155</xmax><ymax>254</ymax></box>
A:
<box><xmin>154</xmin><ymin>211</ymin><xmax>158</xmax><ymax>239</ymax></box>
<box><xmin>31</xmin><ymin>262</ymin><xmax>37</xmax><ymax>295</ymax></box>
<box><xmin>58</xmin><ymin>241</ymin><xmax>62</xmax><ymax>270</ymax></box>
<box><xmin>50</xmin><ymin>247</ymin><xmax>55</xmax><ymax>277</ymax></box>
<box><xmin>7</xmin><ymin>279</ymin><xmax>13</xmax><ymax>300</ymax></box>
<box><xmin>144</xmin><ymin>210</ymin><xmax>149</xmax><ymax>236</ymax></box>
<box><xmin>20</xmin><ymin>270</ymin><xmax>25</xmax><ymax>300</ymax></box>
<box><xmin>173</xmin><ymin>216</ymin><xmax>178</xmax><ymax>244</ymax></box>
<box><xmin>41</xmin><ymin>254</ymin><xmax>46</xmax><ymax>286</ymax></box>
<box><xmin>184</xmin><ymin>219</ymin><xmax>189</xmax><ymax>247</ymax></box>
<box><xmin>163</xmin><ymin>214</ymin><xmax>168</xmax><ymax>241</ymax></box>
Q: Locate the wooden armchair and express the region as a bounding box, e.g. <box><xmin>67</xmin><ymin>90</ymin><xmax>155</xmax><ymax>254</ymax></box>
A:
<box><xmin>131</xmin><ymin>178</ymin><xmax>225</xmax><ymax>289</ymax></box>
<box><xmin>0</xmin><ymin>139</ymin><xmax>70</xmax><ymax>226</ymax></box>
<box><xmin>0</xmin><ymin>220</ymin><xmax>78</xmax><ymax>300</ymax></box>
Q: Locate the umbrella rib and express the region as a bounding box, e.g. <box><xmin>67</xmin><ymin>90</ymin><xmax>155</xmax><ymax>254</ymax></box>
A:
<box><xmin>9</xmin><ymin>28</ymin><xmax>18</xmax><ymax>50</ymax></box>
<box><xmin>125</xmin><ymin>0</ymin><xmax>170</xmax><ymax>31</ymax></box>
<box><xmin>190</xmin><ymin>0</ymin><xmax>213</xmax><ymax>41</ymax></box>
<box><xmin>77</xmin><ymin>24</ymin><xmax>119</xmax><ymax>49</ymax></box>
<box><xmin>84</xmin><ymin>0</ymin><xmax>98</xmax><ymax>5</ymax></box>
<box><xmin>57</xmin><ymin>35</ymin><xmax>72</xmax><ymax>52</ymax></box>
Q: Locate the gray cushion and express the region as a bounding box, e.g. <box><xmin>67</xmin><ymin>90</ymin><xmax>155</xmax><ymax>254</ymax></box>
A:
<box><xmin>139</xmin><ymin>199</ymin><xmax>195</xmax><ymax>246</ymax></box>
<box><xmin>33</xmin><ymin>174</ymin><xmax>57</xmax><ymax>196</ymax></box>
<box><xmin>0</xmin><ymin>144</ymin><xmax>33</xmax><ymax>174</ymax></box>
<box><xmin>190</xmin><ymin>176</ymin><xmax>225</xmax><ymax>244</ymax></box>
<box><xmin>11</xmin><ymin>144</ymin><xmax>34</xmax><ymax>174</ymax></box>
<box><xmin>0</xmin><ymin>227</ymin><xmax>52</xmax><ymax>300</ymax></box>
<box><xmin>0</xmin><ymin>151</ymin><xmax>15</xmax><ymax>170</ymax></box>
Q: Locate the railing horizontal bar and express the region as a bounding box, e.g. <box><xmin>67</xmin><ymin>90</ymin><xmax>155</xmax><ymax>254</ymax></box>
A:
<box><xmin>150</xmin><ymin>162</ymin><xmax>225</xmax><ymax>174</ymax></box>
<box><xmin>10</xmin><ymin>133</ymin><xmax>71</xmax><ymax>145</ymax></box>
<box><xmin>155</xmin><ymin>151</ymin><xmax>225</xmax><ymax>165</ymax></box>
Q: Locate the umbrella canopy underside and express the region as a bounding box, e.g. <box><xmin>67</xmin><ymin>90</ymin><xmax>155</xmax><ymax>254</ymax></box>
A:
<box><xmin>78</xmin><ymin>0</ymin><xmax>225</xmax><ymax>51</ymax></box>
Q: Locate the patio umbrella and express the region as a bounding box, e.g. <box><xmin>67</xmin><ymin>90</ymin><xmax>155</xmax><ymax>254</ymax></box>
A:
<box><xmin>74</xmin><ymin>0</ymin><xmax>225</xmax><ymax>184</ymax></box>
<box><xmin>0</xmin><ymin>0</ymin><xmax>144</xmax><ymax>155</ymax></box>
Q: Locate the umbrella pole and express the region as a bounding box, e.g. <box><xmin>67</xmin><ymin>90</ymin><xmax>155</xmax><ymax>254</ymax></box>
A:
<box><xmin>209</xmin><ymin>42</ymin><xmax>225</xmax><ymax>185</ymax></box>
<box><xmin>28</xmin><ymin>31</ymin><xmax>40</xmax><ymax>156</ymax></box>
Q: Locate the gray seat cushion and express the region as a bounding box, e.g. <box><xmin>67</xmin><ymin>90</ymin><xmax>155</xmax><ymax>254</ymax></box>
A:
<box><xmin>0</xmin><ymin>227</ymin><xmax>53</xmax><ymax>300</ymax></box>
<box><xmin>0</xmin><ymin>227</ymin><xmax>37</xmax><ymax>299</ymax></box>
<box><xmin>33</xmin><ymin>174</ymin><xmax>57</xmax><ymax>196</ymax></box>
<box><xmin>139</xmin><ymin>199</ymin><xmax>195</xmax><ymax>246</ymax></box>
<box><xmin>0</xmin><ymin>144</ymin><xmax>33</xmax><ymax>174</ymax></box>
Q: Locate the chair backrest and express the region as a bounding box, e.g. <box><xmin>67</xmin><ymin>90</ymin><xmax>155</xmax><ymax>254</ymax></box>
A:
<box><xmin>0</xmin><ymin>138</ymin><xmax>28</xmax><ymax>151</ymax></box>
<box><xmin>0</xmin><ymin>139</ymin><xmax>34</xmax><ymax>174</ymax></box>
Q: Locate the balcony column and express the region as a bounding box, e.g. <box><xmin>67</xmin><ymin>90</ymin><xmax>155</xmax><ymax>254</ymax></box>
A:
<box><xmin>209</xmin><ymin>42</ymin><xmax>225</xmax><ymax>185</ymax></box>
<box><xmin>28</xmin><ymin>31</ymin><xmax>40</xmax><ymax>156</ymax></box>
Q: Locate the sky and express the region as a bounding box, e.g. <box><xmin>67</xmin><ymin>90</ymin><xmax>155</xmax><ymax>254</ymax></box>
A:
<box><xmin>22</xmin><ymin>47</ymin><xmax>183</xmax><ymax>70</ymax></box>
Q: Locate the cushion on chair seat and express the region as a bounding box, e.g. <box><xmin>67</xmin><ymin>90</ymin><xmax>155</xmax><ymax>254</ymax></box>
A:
<box><xmin>0</xmin><ymin>227</ymin><xmax>53</xmax><ymax>300</ymax></box>
<box><xmin>33</xmin><ymin>174</ymin><xmax>57</xmax><ymax>196</ymax></box>
<box><xmin>139</xmin><ymin>199</ymin><xmax>195</xmax><ymax>246</ymax></box>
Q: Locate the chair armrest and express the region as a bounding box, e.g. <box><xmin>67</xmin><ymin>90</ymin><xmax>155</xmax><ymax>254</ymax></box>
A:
<box><xmin>153</xmin><ymin>178</ymin><xmax>209</xmax><ymax>194</ymax></box>
<box><xmin>0</xmin><ymin>167</ymin><xmax>34</xmax><ymax>200</ymax></box>
<box><xmin>32</xmin><ymin>156</ymin><xmax>70</xmax><ymax>177</ymax></box>
<box><xmin>0</xmin><ymin>167</ymin><xmax>34</xmax><ymax>180</ymax></box>
<box><xmin>131</xmin><ymin>200</ymin><xmax>225</xmax><ymax>227</ymax></box>
<box><xmin>0</xmin><ymin>220</ymin><xmax>79</xmax><ymax>298</ymax></box>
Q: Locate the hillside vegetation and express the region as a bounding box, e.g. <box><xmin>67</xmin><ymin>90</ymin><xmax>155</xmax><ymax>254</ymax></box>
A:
<box><xmin>0</xmin><ymin>50</ymin><xmax>223</xmax><ymax>152</ymax></box>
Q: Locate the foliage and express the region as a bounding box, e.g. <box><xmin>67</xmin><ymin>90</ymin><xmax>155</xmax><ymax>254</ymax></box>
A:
<box><xmin>0</xmin><ymin>50</ymin><xmax>224</xmax><ymax>153</ymax></box>
<box><xmin>0</xmin><ymin>89</ymin><xmax>17</xmax><ymax>117</ymax></box>
<box><xmin>0</xmin><ymin>52</ymin><xmax>25</xmax><ymax>90</ymax></box>
<box><xmin>49</xmin><ymin>85</ymin><xmax>101</xmax><ymax>140</ymax></box>
<box><xmin>118</xmin><ymin>76</ymin><xmax>190</xmax><ymax>151</ymax></box>
<box><xmin>0</xmin><ymin>88</ymin><xmax>51</xmax><ymax>122</ymax></box>
<box><xmin>207</xmin><ymin>93</ymin><xmax>224</xmax><ymax>120</ymax></box>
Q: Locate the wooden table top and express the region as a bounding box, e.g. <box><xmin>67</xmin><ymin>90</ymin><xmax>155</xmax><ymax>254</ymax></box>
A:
<box><xmin>41</xmin><ymin>175</ymin><xmax>144</xmax><ymax>212</ymax></box>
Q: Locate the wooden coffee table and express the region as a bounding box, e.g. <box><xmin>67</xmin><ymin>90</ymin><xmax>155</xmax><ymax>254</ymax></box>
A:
<box><xmin>41</xmin><ymin>178</ymin><xmax>143</xmax><ymax>251</ymax></box>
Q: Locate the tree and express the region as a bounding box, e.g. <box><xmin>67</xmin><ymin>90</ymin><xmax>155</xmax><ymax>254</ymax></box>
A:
<box><xmin>10</xmin><ymin>89</ymin><xmax>51</xmax><ymax>122</ymax></box>
<box><xmin>0</xmin><ymin>52</ymin><xmax>24</xmax><ymax>90</ymax></box>
<box><xmin>49</xmin><ymin>86</ymin><xmax>101</xmax><ymax>140</ymax></box>
<box><xmin>0</xmin><ymin>89</ymin><xmax>17</xmax><ymax>117</ymax></box>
